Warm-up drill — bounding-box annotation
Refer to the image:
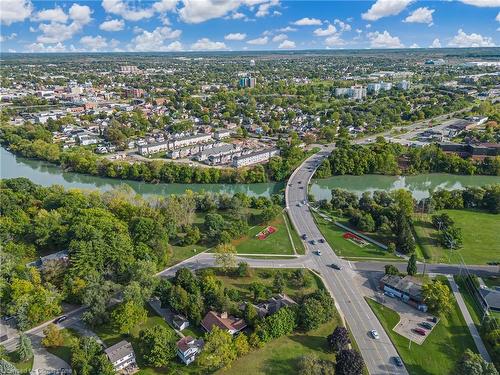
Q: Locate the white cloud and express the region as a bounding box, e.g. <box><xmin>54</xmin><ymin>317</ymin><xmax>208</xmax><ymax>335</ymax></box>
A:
<box><xmin>404</xmin><ymin>7</ymin><xmax>434</xmax><ymax>25</ymax></box>
<box><xmin>100</xmin><ymin>19</ymin><xmax>125</xmax><ymax>31</ymax></box>
<box><xmin>229</xmin><ymin>12</ymin><xmax>246</xmax><ymax>19</ymax></box>
<box><xmin>80</xmin><ymin>35</ymin><xmax>108</xmax><ymax>51</ymax></box>
<box><xmin>272</xmin><ymin>33</ymin><xmax>287</xmax><ymax>42</ymax></box>
<box><xmin>179</xmin><ymin>0</ymin><xmax>240</xmax><ymax>23</ymax></box>
<box><xmin>278</xmin><ymin>39</ymin><xmax>295</xmax><ymax>49</ymax></box>
<box><xmin>459</xmin><ymin>0</ymin><xmax>500</xmax><ymax>7</ymax></box>
<box><xmin>313</xmin><ymin>24</ymin><xmax>337</xmax><ymax>36</ymax></box>
<box><xmin>0</xmin><ymin>33</ymin><xmax>17</xmax><ymax>42</ymax></box>
<box><xmin>102</xmin><ymin>0</ymin><xmax>155</xmax><ymax>21</ymax></box>
<box><xmin>448</xmin><ymin>29</ymin><xmax>495</xmax><ymax>47</ymax></box>
<box><xmin>334</xmin><ymin>19</ymin><xmax>351</xmax><ymax>32</ymax></box>
<box><xmin>362</xmin><ymin>0</ymin><xmax>413</xmax><ymax>21</ymax></box>
<box><xmin>247</xmin><ymin>36</ymin><xmax>269</xmax><ymax>45</ymax></box>
<box><xmin>325</xmin><ymin>35</ymin><xmax>346</xmax><ymax>47</ymax></box>
<box><xmin>191</xmin><ymin>38</ymin><xmax>228</xmax><ymax>50</ymax></box>
<box><xmin>278</xmin><ymin>26</ymin><xmax>297</xmax><ymax>32</ymax></box>
<box><xmin>27</xmin><ymin>42</ymin><xmax>67</xmax><ymax>53</ymax></box>
<box><xmin>153</xmin><ymin>0</ymin><xmax>178</xmax><ymax>12</ymax></box>
<box><xmin>367</xmin><ymin>30</ymin><xmax>404</xmax><ymax>48</ymax></box>
<box><xmin>34</xmin><ymin>7</ymin><xmax>68</xmax><ymax>23</ymax></box>
<box><xmin>129</xmin><ymin>26</ymin><xmax>182</xmax><ymax>51</ymax></box>
<box><xmin>410</xmin><ymin>43</ymin><xmax>419</xmax><ymax>48</ymax></box>
<box><xmin>1</xmin><ymin>0</ymin><xmax>33</xmax><ymax>25</ymax></box>
<box><xmin>225</xmin><ymin>33</ymin><xmax>246</xmax><ymax>40</ymax></box>
<box><xmin>365</xmin><ymin>23</ymin><xmax>372</xmax><ymax>28</ymax></box>
<box><xmin>255</xmin><ymin>0</ymin><xmax>280</xmax><ymax>17</ymax></box>
<box><xmin>293</xmin><ymin>17</ymin><xmax>322</xmax><ymax>26</ymax></box>
<box><xmin>496</xmin><ymin>11</ymin><xmax>500</xmax><ymax>21</ymax></box>
<box><xmin>430</xmin><ymin>38</ymin><xmax>441</xmax><ymax>48</ymax></box>
<box><xmin>69</xmin><ymin>4</ymin><xmax>92</xmax><ymax>25</ymax></box>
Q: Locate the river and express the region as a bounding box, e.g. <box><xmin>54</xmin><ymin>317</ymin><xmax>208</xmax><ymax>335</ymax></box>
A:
<box><xmin>1</xmin><ymin>147</ymin><xmax>499</xmax><ymax>200</ymax></box>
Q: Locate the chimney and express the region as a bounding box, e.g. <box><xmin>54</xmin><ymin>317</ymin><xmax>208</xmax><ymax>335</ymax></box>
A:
<box><xmin>220</xmin><ymin>312</ymin><xmax>228</xmax><ymax>319</ymax></box>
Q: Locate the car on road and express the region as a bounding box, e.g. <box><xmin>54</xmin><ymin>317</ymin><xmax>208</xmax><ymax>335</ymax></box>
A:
<box><xmin>298</xmin><ymin>181</ymin><xmax>302</xmax><ymax>184</ymax></box>
<box><xmin>393</xmin><ymin>356</ymin><xmax>403</xmax><ymax>367</ymax></box>
<box><xmin>330</xmin><ymin>263</ymin><xmax>343</xmax><ymax>270</ymax></box>
<box><xmin>297</xmin><ymin>203</ymin><xmax>302</xmax><ymax>207</ymax></box>
<box><xmin>54</xmin><ymin>315</ymin><xmax>68</xmax><ymax>324</ymax></box>
<box><xmin>302</xmin><ymin>234</ymin><xmax>308</xmax><ymax>240</ymax></box>
<box><xmin>316</xmin><ymin>250</ymin><xmax>322</xmax><ymax>256</ymax></box>
<box><xmin>413</xmin><ymin>328</ymin><xmax>426</xmax><ymax>336</ymax></box>
<box><xmin>318</xmin><ymin>238</ymin><xmax>325</xmax><ymax>243</ymax></box>
<box><xmin>299</xmin><ymin>186</ymin><xmax>304</xmax><ymax>189</ymax></box>
<box><xmin>370</xmin><ymin>329</ymin><xmax>380</xmax><ymax>339</ymax></box>
<box><xmin>419</xmin><ymin>322</ymin><xmax>433</xmax><ymax>330</ymax></box>
<box><xmin>310</xmin><ymin>240</ymin><xmax>317</xmax><ymax>245</ymax></box>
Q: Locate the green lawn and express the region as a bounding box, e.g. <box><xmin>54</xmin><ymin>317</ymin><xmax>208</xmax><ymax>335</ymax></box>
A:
<box><xmin>218</xmin><ymin>318</ymin><xmax>339</xmax><ymax>375</ymax></box>
<box><xmin>366</xmin><ymin>291</ymin><xmax>476</xmax><ymax>375</ymax></box>
<box><xmin>313</xmin><ymin>212</ymin><xmax>399</xmax><ymax>260</ymax></box>
<box><xmin>232</xmin><ymin>214</ymin><xmax>303</xmax><ymax>255</ymax></box>
<box><xmin>413</xmin><ymin>209</ymin><xmax>500</xmax><ymax>265</ymax></box>
<box><xmin>45</xmin><ymin>328</ymin><xmax>81</xmax><ymax>364</ymax></box>
<box><xmin>6</xmin><ymin>351</ymin><xmax>33</xmax><ymax>374</ymax></box>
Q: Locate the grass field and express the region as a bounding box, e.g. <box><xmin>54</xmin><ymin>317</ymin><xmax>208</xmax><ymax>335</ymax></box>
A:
<box><xmin>6</xmin><ymin>351</ymin><xmax>33</xmax><ymax>373</ymax></box>
<box><xmin>413</xmin><ymin>209</ymin><xmax>500</xmax><ymax>265</ymax></box>
<box><xmin>232</xmin><ymin>213</ymin><xmax>304</xmax><ymax>255</ymax></box>
<box><xmin>313</xmin><ymin>212</ymin><xmax>399</xmax><ymax>260</ymax></box>
<box><xmin>218</xmin><ymin>318</ymin><xmax>339</xmax><ymax>375</ymax></box>
<box><xmin>366</xmin><ymin>289</ymin><xmax>476</xmax><ymax>375</ymax></box>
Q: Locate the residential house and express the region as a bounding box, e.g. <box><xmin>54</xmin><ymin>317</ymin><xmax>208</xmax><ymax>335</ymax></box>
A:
<box><xmin>176</xmin><ymin>336</ymin><xmax>204</xmax><ymax>365</ymax></box>
<box><xmin>201</xmin><ymin>311</ymin><xmax>247</xmax><ymax>335</ymax></box>
<box><xmin>104</xmin><ymin>340</ymin><xmax>138</xmax><ymax>373</ymax></box>
<box><xmin>253</xmin><ymin>294</ymin><xmax>297</xmax><ymax>318</ymax></box>
<box><xmin>172</xmin><ymin>314</ymin><xmax>190</xmax><ymax>331</ymax></box>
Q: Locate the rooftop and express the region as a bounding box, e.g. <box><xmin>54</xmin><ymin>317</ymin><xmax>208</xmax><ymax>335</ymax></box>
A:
<box><xmin>104</xmin><ymin>340</ymin><xmax>135</xmax><ymax>363</ymax></box>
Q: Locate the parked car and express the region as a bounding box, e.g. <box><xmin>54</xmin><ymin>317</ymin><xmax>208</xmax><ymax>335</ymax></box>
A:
<box><xmin>298</xmin><ymin>181</ymin><xmax>302</xmax><ymax>184</ymax></box>
<box><xmin>420</xmin><ymin>322</ymin><xmax>433</xmax><ymax>330</ymax></box>
<box><xmin>330</xmin><ymin>263</ymin><xmax>342</xmax><ymax>270</ymax></box>
<box><xmin>413</xmin><ymin>328</ymin><xmax>426</xmax><ymax>336</ymax></box>
<box><xmin>393</xmin><ymin>356</ymin><xmax>403</xmax><ymax>367</ymax></box>
<box><xmin>54</xmin><ymin>315</ymin><xmax>68</xmax><ymax>324</ymax></box>
<box><xmin>370</xmin><ymin>329</ymin><xmax>380</xmax><ymax>339</ymax></box>
<box><xmin>429</xmin><ymin>316</ymin><xmax>438</xmax><ymax>323</ymax></box>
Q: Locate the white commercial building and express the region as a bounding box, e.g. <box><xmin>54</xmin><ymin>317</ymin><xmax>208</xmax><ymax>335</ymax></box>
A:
<box><xmin>138</xmin><ymin>133</ymin><xmax>213</xmax><ymax>156</ymax></box>
<box><xmin>232</xmin><ymin>148</ymin><xmax>279</xmax><ymax>168</ymax></box>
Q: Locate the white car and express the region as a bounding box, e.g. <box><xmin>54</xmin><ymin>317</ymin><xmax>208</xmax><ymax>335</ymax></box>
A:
<box><xmin>370</xmin><ymin>329</ymin><xmax>380</xmax><ymax>339</ymax></box>
<box><xmin>316</xmin><ymin>250</ymin><xmax>322</xmax><ymax>256</ymax></box>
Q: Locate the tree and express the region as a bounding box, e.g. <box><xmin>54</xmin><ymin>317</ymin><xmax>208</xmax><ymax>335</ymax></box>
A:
<box><xmin>457</xmin><ymin>349</ymin><xmax>499</xmax><ymax>375</ymax></box>
<box><xmin>139</xmin><ymin>325</ymin><xmax>177</xmax><ymax>368</ymax></box>
<box><xmin>422</xmin><ymin>279</ymin><xmax>453</xmax><ymax>316</ymax></box>
<box><xmin>431</xmin><ymin>213</ymin><xmax>454</xmax><ymax>231</ymax></box>
<box><xmin>71</xmin><ymin>337</ymin><xmax>114</xmax><ymax>375</ymax></box>
<box><xmin>16</xmin><ymin>333</ymin><xmax>33</xmax><ymax>362</ymax></box>
<box><xmin>42</xmin><ymin>323</ymin><xmax>64</xmax><ymax>348</ymax></box>
<box><xmin>300</xmin><ymin>298</ymin><xmax>326</xmax><ymax>331</ymax></box>
<box><xmin>237</xmin><ymin>262</ymin><xmax>250</xmax><ymax>277</ymax></box>
<box><xmin>234</xmin><ymin>333</ymin><xmax>250</xmax><ymax>356</ymax></box>
<box><xmin>0</xmin><ymin>359</ymin><xmax>19</xmax><ymax>375</ymax></box>
<box><xmin>244</xmin><ymin>303</ymin><xmax>259</xmax><ymax>328</ymax></box>
<box><xmin>214</xmin><ymin>243</ymin><xmax>237</xmax><ymax>273</ymax></box>
<box><xmin>112</xmin><ymin>301</ymin><xmax>147</xmax><ymax>334</ymax></box>
<box><xmin>198</xmin><ymin>326</ymin><xmax>237</xmax><ymax>371</ymax></box>
<box><xmin>407</xmin><ymin>254</ymin><xmax>417</xmax><ymax>276</ymax></box>
<box><xmin>439</xmin><ymin>226</ymin><xmax>463</xmax><ymax>250</ymax></box>
<box><xmin>327</xmin><ymin>326</ymin><xmax>350</xmax><ymax>353</ymax></box>
<box><xmin>384</xmin><ymin>264</ymin><xmax>399</xmax><ymax>276</ymax></box>
<box><xmin>256</xmin><ymin>307</ymin><xmax>297</xmax><ymax>342</ymax></box>
<box><xmin>335</xmin><ymin>349</ymin><xmax>364</xmax><ymax>375</ymax></box>
<box><xmin>273</xmin><ymin>272</ymin><xmax>286</xmax><ymax>293</ymax></box>
<box><xmin>298</xmin><ymin>354</ymin><xmax>335</xmax><ymax>375</ymax></box>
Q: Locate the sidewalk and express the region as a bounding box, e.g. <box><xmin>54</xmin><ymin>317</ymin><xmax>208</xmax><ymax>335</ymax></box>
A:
<box><xmin>447</xmin><ymin>275</ymin><xmax>492</xmax><ymax>362</ymax></box>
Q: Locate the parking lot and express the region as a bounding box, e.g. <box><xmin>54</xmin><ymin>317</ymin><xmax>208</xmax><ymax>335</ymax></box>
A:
<box><xmin>372</xmin><ymin>293</ymin><xmax>438</xmax><ymax>345</ymax></box>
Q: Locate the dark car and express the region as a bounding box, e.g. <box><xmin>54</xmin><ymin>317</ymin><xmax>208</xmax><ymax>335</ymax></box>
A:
<box><xmin>428</xmin><ymin>316</ymin><xmax>438</xmax><ymax>323</ymax></box>
<box><xmin>330</xmin><ymin>263</ymin><xmax>342</xmax><ymax>270</ymax></box>
<box><xmin>54</xmin><ymin>315</ymin><xmax>68</xmax><ymax>324</ymax></box>
<box><xmin>319</xmin><ymin>238</ymin><xmax>325</xmax><ymax>243</ymax></box>
<box><xmin>419</xmin><ymin>322</ymin><xmax>433</xmax><ymax>330</ymax></box>
<box><xmin>393</xmin><ymin>356</ymin><xmax>403</xmax><ymax>367</ymax></box>
<box><xmin>413</xmin><ymin>328</ymin><xmax>426</xmax><ymax>336</ymax></box>
<box><xmin>302</xmin><ymin>234</ymin><xmax>308</xmax><ymax>240</ymax></box>
<box><xmin>310</xmin><ymin>240</ymin><xmax>317</xmax><ymax>245</ymax></box>
<box><xmin>298</xmin><ymin>181</ymin><xmax>302</xmax><ymax>184</ymax></box>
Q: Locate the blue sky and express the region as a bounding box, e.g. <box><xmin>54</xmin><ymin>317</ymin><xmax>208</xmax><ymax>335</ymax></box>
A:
<box><xmin>0</xmin><ymin>0</ymin><xmax>499</xmax><ymax>52</ymax></box>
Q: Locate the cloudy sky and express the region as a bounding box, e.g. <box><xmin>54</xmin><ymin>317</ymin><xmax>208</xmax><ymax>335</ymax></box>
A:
<box><xmin>0</xmin><ymin>0</ymin><xmax>499</xmax><ymax>53</ymax></box>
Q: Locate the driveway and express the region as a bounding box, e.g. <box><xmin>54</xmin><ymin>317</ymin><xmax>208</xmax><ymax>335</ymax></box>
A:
<box><xmin>29</xmin><ymin>332</ymin><xmax>71</xmax><ymax>374</ymax></box>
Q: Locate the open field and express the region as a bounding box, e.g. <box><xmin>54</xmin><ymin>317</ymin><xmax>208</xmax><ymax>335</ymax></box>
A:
<box><xmin>313</xmin><ymin>212</ymin><xmax>399</xmax><ymax>260</ymax></box>
<box><xmin>413</xmin><ymin>209</ymin><xmax>500</xmax><ymax>265</ymax></box>
<box><xmin>232</xmin><ymin>213</ymin><xmax>304</xmax><ymax>255</ymax></box>
<box><xmin>366</xmin><ymin>288</ymin><xmax>476</xmax><ymax>375</ymax></box>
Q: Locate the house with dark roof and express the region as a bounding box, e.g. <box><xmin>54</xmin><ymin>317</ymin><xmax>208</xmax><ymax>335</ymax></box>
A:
<box><xmin>201</xmin><ymin>311</ymin><xmax>247</xmax><ymax>335</ymax></box>
<box><xmin>253</xmin><ymin>294</ymin><xmax>297</xmax><ymax>318</ymax></box>
<box><xmin>172</xmin><ymin>314</ymin><xmax>190</xmax><ymax>331</ymax></box>
<box><xmin>479</xmin><ymin>287</ymin><xmax>500</xmax><ymax>312</ymax></box>
<box><xmin>26</xmin><ymin>250</ymin><xmax>69</xmax><ymax>270</ymax></box>
<box><xmin>104</xmin><ymin>340</ymin><xmax>138</xmax><ymax>373</ymax></box>
<box><xmin>379</xmin><ymin>275</ymin><xmax>428</xmax><ymax>312</ymax></box>
<box><xmin>176</xmin><ymin>336</ymin><xmax>204</xmax><ymax>365</ymax></box>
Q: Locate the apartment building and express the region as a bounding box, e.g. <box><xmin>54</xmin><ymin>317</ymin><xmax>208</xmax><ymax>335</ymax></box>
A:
<box><xmin>232</xmin><ymin>148</ymin><xmax>279</xmax><ymax>168</ymax></box>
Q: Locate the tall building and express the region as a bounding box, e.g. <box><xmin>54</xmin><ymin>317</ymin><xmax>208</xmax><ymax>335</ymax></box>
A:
<box><xmin>397</xmin><ymin>80</ymin><xmax>411</xmax><ymax>90</ymax></box>
<box><xmin>349</xmin><ymin>85</ymin><xmax>367</xmax><ymax>100</ymax></box>
<box><xmin>367</xmin><ymin>83</ymin><xmax>381</xmax><ymax>93</ymax></box>
<box><xmin>239</xmin><ymin>77</ymin><xmax>256</xmax><ymax>88</ymax></box>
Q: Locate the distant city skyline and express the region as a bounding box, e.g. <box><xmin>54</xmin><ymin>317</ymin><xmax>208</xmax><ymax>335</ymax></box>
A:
<box><xmin>0</xmin><ymin>0</ymin><xmax>499</xmax><ymax>53</ymax></box>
